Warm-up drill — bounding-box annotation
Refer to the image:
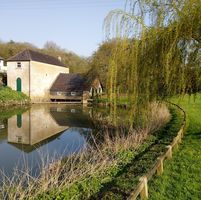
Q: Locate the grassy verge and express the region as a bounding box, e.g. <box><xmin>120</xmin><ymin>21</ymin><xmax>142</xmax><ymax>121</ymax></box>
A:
<box><xmin>88</xmin><ymin>106</ymin><xmax>183</xmax><ymax>200</ymax></box>
<box><xmin>148</xmin><ymin>95</ymin><xmax>201</xmax><ymax>200</ymax></box>
<box><xmin>0</xmin><ymin>86</ymin><xmax>30</xmax><ymax>106</ymax></box>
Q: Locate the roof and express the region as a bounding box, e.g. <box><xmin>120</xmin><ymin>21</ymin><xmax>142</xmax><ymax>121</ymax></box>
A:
<box><xmin>50</xmin><ymin>73</ymin><xmax>86</xmax><ymax>92</ymax></box>
<box><xmin>7</xmin><ymin>49</ymin><xmax>66</xmax><ymax>67</ymax></box>
<box><xmin>50</xmin><ymin>73</ymin><xmax>102</xmax><ymax>92</ymax></box>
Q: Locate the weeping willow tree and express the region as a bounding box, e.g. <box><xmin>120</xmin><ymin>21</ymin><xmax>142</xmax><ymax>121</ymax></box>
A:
<box><xmin>104</xmin><ymin>0</ymin><xmax>201</xmax><ymax>124</ymax></box>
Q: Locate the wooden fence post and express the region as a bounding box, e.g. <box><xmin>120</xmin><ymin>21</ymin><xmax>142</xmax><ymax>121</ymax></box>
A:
<box><xmin>174</xmin><ymin>141</ymin><xmax>179</xmax><ymax>150</ymax></box>
<box><xmin>139</xmin><ymin>176</ymin><xmax>148</xmax><ymax>200</ymax></box>
<box><xmin>156</xmin><ymin>158</ymin><xmax>164</xmax><ymax>175</ymax></box>
<box><xmin>181</xmin><ymin>127</ymin><xmax>184</xmax><ymax>138</ymax></box>
<box><xmin>177</xmin><ymin>129</ymin><xmax>183</xmax><ymax>143</ymax></box>
<box><xmin>166</xmin><ymin>145</ymin><xmax>172</xmax><ymax>159</ymax></box>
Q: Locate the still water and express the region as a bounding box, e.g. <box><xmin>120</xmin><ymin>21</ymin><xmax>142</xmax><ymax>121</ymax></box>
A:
<box><xmin>0</xmin><ymin>104</ymin><xmax>104</xmax><ymax>177</ymax></box>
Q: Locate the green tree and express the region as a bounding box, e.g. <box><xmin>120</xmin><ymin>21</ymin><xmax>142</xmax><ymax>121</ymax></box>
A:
<box><xmin>105</xmin><ymin>0</ymin><xmax>201</xmax><ymax>110</ymax></box>
<box><xmin>0</xmin><ymin>40</ymin><xmax>90</xmax><ymax>74</ymax></box>
<box><xmin>88</xmin><ymin>39</ymin><xmax>131</xmax><ymax>94</ymax></box>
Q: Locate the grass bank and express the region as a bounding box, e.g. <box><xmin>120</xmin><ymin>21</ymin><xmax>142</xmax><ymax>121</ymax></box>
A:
<box><xmin>0</xmin><ymin>86</ymin><xmax>30</xmax><ymax>107</ymax></box>
<box><xmin>148</xmin><ymin>95</ymin><xmax>201</xmax><ymax>200</ymax></box>
<box><xmin>89</xmin><ymin>105</ymin><xmax>183</xmax><ymax>199</ymax></box>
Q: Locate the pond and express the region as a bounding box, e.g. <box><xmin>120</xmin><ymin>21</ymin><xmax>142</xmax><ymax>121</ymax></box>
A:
<box><xmin>0</xmin><ymin>104</ymin><xmax>129</xmax><ymax>178</ymax></box>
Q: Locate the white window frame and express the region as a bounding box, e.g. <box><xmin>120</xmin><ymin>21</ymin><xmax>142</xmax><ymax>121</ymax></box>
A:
<box><xmin>71</xmin><ymin>92</ymin><xmax>76</xmax><ymax>96</ymax></box>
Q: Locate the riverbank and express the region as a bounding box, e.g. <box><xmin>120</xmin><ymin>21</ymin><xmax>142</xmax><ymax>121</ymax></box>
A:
<box><xmin>149</xmin><ymin>95</ymin><xmax>201</xmax><ymax>199</ymax></box>
<box><xmin>0</xmin><ymin>102</ymin><xmax>170</xmax><ymax>200</ymax></box>
<box><xmin>88</xmin><ymin>105</ymin><xmax>183</xmax><ymax>199</ymax></box>
<box><xmin>0</xmin><ymin>87</ymin><xmax>30</xmax><ymax>107</ymax></box>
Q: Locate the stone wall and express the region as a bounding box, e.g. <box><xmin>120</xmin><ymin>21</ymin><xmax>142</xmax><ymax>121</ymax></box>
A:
<box><xmin>7</xmin><ymin>61</ymin><xmax>30</xmax><ymax>95</ymax></box>
<box><xmin>30</xmin><ymin>61</ymin><xmax>69</xmax><ymax>102</ymax></box>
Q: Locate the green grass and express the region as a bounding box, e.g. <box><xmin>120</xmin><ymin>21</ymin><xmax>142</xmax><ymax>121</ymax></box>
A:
<box><xmin>87</xmin><ymin>107</ymin><xmax>183</xmax><ymax>200</ymax></box>
<box><xmin>0</xmin><ymin>86</ymin><xmax>30</xmax><ymax>106</ymax></box>
<box><xmin>94</xmin><ymin>95</ymin><xmax>129</xmax><ymax>106</ymax></box>
<box><xmin>149</xmin><ymin>95</ymin><xmax>201</xmax><ymax>200</ymax></box>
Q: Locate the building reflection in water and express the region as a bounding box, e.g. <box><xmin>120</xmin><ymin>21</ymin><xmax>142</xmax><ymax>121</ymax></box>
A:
<box><xmin>7</xmin><ymin>104</ymin><xmax>94</xmax><ymax>147</ymax></box>
<box><xmin>0</xmin><ymin>104</ymin><xmax>95</xmax><ymax>177</ymax></box>
<box><xmin>7</xmin><ymin>105</ymin><xmax>68</xmax><ymax>146</ymax></box>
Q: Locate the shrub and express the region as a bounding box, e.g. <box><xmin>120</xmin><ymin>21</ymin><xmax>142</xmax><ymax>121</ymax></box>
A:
<box><xmin>0</xmin><ymin>86</ymin><xmax>30</xmax><ymax>106</ymax></box>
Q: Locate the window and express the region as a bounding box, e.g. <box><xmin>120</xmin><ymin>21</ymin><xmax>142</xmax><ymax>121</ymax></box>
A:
<box><xmin>17</xmin><ymin>136</ymin><xmax>22</xmax><ymax>143</ymax></box>
<box><xmin>71</xmin><ymin>92</ymin><xmax>76</xmax><ymax>96</ymax></box>
<box><xmin>17</xmin><ymin>62</ymin><xmax>21</xmax><ymax>68</ymax></box>
<box><xmin>91</xmin><ymin>88</ymin><xmax>95</xmax><ymax>97</ymax></box>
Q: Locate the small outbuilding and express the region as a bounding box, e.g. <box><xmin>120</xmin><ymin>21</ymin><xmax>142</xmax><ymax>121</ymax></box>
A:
<box><xmin>50</xmin><ymin>73</ymin><xmax>103</xmax><ymax>103</ymax></box>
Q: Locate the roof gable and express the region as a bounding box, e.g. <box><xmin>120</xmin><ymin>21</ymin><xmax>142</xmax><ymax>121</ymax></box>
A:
<box><xmin>7</xmin><ymin>49</ymin><xmax>66</xmax><ymax>67</ymax></box>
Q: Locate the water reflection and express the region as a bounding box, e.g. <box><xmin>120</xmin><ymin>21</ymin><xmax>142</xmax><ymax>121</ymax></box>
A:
<box><xmin>8</xmin><ymin>105</ymin><xmax>69</xmax><ymax>146</ymax></box>
<box><xmin>0</xmin><ymin>104</ymin><xmax>95</xmax><ymax>177</ymax></box>
<box><xmin>0</xmin><ymin>104</ymin><xmax>130</xmax><ymax>177</ymax></box>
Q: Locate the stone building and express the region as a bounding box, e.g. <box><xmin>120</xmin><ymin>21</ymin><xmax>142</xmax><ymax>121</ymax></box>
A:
<box><xmin>7</xmin><ymin>49</ymin><xmax>69</xmax><ymax>102</ymax></box>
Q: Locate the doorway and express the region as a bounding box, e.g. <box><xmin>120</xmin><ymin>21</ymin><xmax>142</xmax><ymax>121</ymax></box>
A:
<box><xmin>16</xmin><ymin>77</ymin><xmax>22</xmax><ymax>92</ymax></box>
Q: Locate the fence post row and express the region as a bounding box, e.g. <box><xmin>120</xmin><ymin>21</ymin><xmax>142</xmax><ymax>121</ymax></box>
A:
<box><xmin>128</xmin><ymin>102</ymin><xmax>186</xmax><ymax>200</ymax></box>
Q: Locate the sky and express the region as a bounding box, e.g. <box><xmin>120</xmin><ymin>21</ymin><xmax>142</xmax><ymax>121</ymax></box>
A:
<box><xmin>0</xmin><ymin>0</ymin><xmax>125</xmax><ymax>57</ymax></box>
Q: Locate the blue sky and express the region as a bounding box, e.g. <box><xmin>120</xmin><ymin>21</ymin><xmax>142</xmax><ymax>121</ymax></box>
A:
<box><xmin>0</xmin><ymin>0</ymin><xmax>124</xmax><ymax>57</ymax></box>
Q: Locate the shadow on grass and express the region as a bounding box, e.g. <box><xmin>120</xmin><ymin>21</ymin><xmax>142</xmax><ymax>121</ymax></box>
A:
<box><xmin>185</xmin><ymin>131</ymin><xmax>201</xmax><ymax>138</ymax></box>
<box><xmin>89</xmin><ymin>108</ymin><xmax>183</xmax><ymax>200</ymax></box>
